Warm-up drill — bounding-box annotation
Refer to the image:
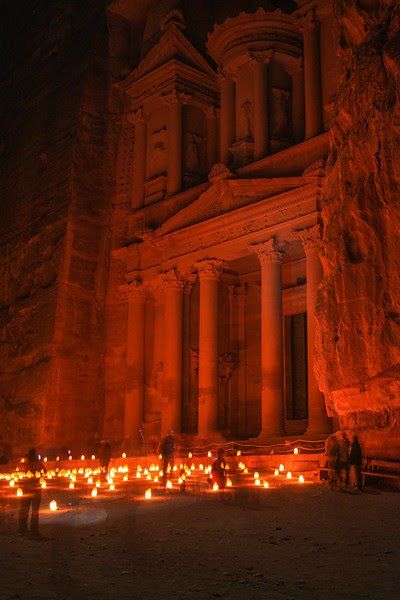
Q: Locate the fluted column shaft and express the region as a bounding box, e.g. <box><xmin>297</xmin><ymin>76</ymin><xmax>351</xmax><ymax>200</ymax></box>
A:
<box><xmin>125</xmin><ymin>282</ymin><xmax>147</xmax><ymax>441</ymax></box>
<box><xmin>196</xmin><ymin>260</ymin><xmax>225</xmax><ymax>437</ymax></box>
<box><xmin>132</xmin><ymin>110</ymin><xmax>147</xmax><ymax>210</ymax></box>
<box><xmin>219</xmin><ymin>74</ymin><xmax>235</xmax><ymax>165</ymax></box>
<box><xmin>162</xmin><ymin>270</ymin><xmax>184</xmax><ymax>435</ymax></box>
<box><xmin>302</xmin><ymin>12</ymin><xmax>323</xmax><ymax>138</ymax></box>
<box><xmin>296</xmin><ymin>226</ymin><xmax>330</xmax><ymax>434</ymax></box>
<box><xmin>252</xmin><ymin>239</ymin><xmax>285</xmax><ymax>436</ymax></box>
<box><xmin>291</xmin><ymin>62</ymin><xmax>305</xmax><ymax>143</ymax></box>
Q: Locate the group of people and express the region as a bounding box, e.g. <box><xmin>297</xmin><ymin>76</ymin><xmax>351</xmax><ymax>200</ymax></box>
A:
<box><xmin>326</xmin><ymin>431</ymin><xmax>363</xmax><ymax>491</ymax></box>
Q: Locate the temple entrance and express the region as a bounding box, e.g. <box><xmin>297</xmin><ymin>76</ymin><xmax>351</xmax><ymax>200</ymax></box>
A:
<box><xmin>285</xmin><ymin>312</ymin><xmax>308</xmax><ymax>434</ymax></box>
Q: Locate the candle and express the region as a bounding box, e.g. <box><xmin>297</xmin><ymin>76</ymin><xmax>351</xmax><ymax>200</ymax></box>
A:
<box><xmin>145</xmin><ymin>489</ymin><xmax>151</xmax><ymax>500</ymax></box>
<box><xmin>17</xmin><ymin>488</ymin><xmax>23</xmax><ymax>497</ymax></box>
<box><xmin>263</xmin><ymin>481</ymin><xmax>269</xmax><ymax>489</ymax></box>
<box><xmin>91</xmin><ymin>488</ymin><xmax>97</xmax><ymax>497</ymax></box>
<box><xmin>49</xmin><ymin>500</ymin><xmax>58</xmax><ymax>512</ymax></box>
<box><xmin>166</xmin><ymin>480</ymin><xmax>172</xmax><ymax>489</ymax></box>
<box><xmin>279</xmin><ymin>464</ymin><xmax>285</xmax><ymax>473</ymax></box>
<box><xmin>298</xmin><ymin>474</ymin><xmax>305</xmax><ymax>483</ymax></box>
<box><xmin>212</xmin><ymin>482</ymin><xmax>219</xmax><ymax>492</ymax></box>
<box><xmin>287</xmin><ymin>471</ymin><xmax>292</xmax><ymax>479</ymax></box>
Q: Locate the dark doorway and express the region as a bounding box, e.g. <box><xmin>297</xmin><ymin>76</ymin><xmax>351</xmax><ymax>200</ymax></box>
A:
<box><xmin>285</xmin><ymin>312</ymin><xmax>308</xmax><ymax>420</ymax></box>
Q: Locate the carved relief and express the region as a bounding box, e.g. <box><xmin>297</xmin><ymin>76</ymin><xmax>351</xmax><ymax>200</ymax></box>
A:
<box><xmin>271</xmin><ymin>88</ymin><xmax>290</xmax><ymax>138</ymax></box>
<box><xmin>185</xmin><ymin>132</ymin><xmax>202</xmax><ymax>174</ymax></box>
<box><xmin>150</xmin><ymin>128</ymin><xmax>167</xmax><ymax>177</ymax></box>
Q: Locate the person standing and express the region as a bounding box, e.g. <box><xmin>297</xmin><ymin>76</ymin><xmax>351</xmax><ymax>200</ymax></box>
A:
<box><xmin>325</xmin><ymin>434</ymin><xmax>340</xmax><ymax>490</ymax></box>
<box><xmin>349</xmin><ymin>435</ymin><xmax>363</xmax><ymax>491</ymax></box>
<box><xmin>99</xmin><ymin>440</ymin><xmax>111</xmax><ymax>480</ymax></box>
<box><xmin>160</xmin><ymin>431</ymin><xmax>175</xmax><ymax>483</ymax></box>
<box><xmin>18</xmin><ymin>448</ymin><xmax>46</xmax><ymax>539</ymax></box>
<box><xmin>338</xmin><ymin>431</ymin><xmax>350</xmax><ymax>487</ymax></box>
<box><xmin>211</xmin><ymin>448</ymin><xmax>226</xmax><ymax>489</ymax></box>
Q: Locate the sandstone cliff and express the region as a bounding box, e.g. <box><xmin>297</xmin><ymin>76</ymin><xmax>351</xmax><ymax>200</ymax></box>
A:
<box><xmin>316</xmin><ymin>1</ymin><xmax>400</xmax><ymax>457</ymax></box>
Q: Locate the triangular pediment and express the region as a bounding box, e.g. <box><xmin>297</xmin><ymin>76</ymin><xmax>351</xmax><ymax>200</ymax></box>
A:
<box><xmin>131</xmin><ymin>24</ymin><xmax>216</xmax><ymax>81</ymax></box>
<box><xmin>157</xmin><ymin>177</ymin><xmax>308</xmax><ymax>236</ymax></box>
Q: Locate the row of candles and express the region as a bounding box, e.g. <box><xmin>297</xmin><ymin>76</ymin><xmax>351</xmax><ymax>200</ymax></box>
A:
<box><xmin>0</xmin><ymin>453</ymin><xmax>307</xmax><ymax>511</ymax></box>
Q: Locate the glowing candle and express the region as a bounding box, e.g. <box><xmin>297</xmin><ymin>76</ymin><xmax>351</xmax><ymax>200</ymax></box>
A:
<box><xmin>81</xmin><ymin>455</ymin><xmax>85</xmax><ymax>460</ymax></box>
<box><xmin>237</xmin><ymin>450</ymin><xmax>241</xmax><ymax>456</ymax></box>
<box><xmin>244</xmin><ymin>468</ymin><xmax>249</xmax><ymax>474</ymax></box>
<box><xmin>178</xmin><ymin>477</ymin><xmax>183</xmax><ymax>485</ymax></box>
<box><xmin>41</xmin><ymin>482</ymin><xmax>46</xmax><ymax>489</ymax></box>
<box><xmin>294</xmin><ymin>447</ymin><xmax>299</xmax><ymax>455</ymax></box>
<box><xmin>9</xmin><ymin>480</ymin><xmax>15</xmax><ymax>488</ymax></box>
<box><xmin>212</xmin><ymin>482</ymin><xmax>219</xmax><ymax>492</ymax></box>
<box><xmin>226</xmin><ymin>478</ymin><xmax>232</xmax><ymax>487</ymax></box>
<box><xmin>96</xmin><ymin>481</ymin><xmax>101</xmax><ymax>488</ymax></box>
<box><xmin>145</xmin><ymin>489</ymin><xmax>152</xmax><ymax>500</ymax></box>
<box><xmin>91</xmin><ymin>488</ymin><xmax>97</xmax><ymax>497</ymax></box>
<box><xmin>146</xmin><ymin>474</ymin><xmax>151</xmax><ymax>480</ymax></box>
<box><xmin>255</xmin><ymin>479</ymin><xmax>260</xmax><ymax>486</ymax></box>
<box><xmin>122</xmin><ymin>452</ymin><xmax>126</xmax><ymax>459</ymax></box>
<box><xmin>166</xmin><ymin>480</ymin><xmax>172</xmax><ymax>489</ymax></box>
<box><xmin>144</xmin><ymin>468</ymin><xmax>148</xmax><ymax>475</ymax></box>
<box><xmin>188</xmin><ymin>452</ymin><xmax>192</xmax><ymax>458</ymax></box>
<box><xmin>109</xmin><ymin>483</ymin><xmax>115</xmax><ymax>491</ymax></box>
<box><xmin>91</xmin><ymin>455</ymin><xmax>95</xmax><ymax>460</ymax></box>
<box><xmin>56</xmin><ymin>456</ymin><xmax>60</xmax><ymax>461</ymax></box>
<box><xmin>44</xmin><ymin>457</ymin><xmax>48</xmax><ymax>463</ymax></box>
<box><xmin>254</xmin><ymin>472</ymin><xmax>259</xmax><ymax>480</ymax></box>
<box><xmin>123</xmin><ymin>474</ymin><xmax>128</xmax><ymax>482</ymax></box>
<box><xmin>49</xmin><ymin>500</ymin><xmax>58</xmax><ymax>512</ymax></box>
<box><xmin>298</xmin><ymin>474</ymin><xmax>305</xmax><ymax>484</ymax></box>
<box><xmin>274</xmin><ymin>469</ymin><xmax>279</xmax><ymax>477</ymax></box>
<box><xmin>159</xmin><ymin>454</ymin><xmax>162</xmax><ymax>460</ymax></box>
<box><xmin>264</xmin><ymin>481</ymin><xmax>269</xmax><ymax>489</ymax></box>
<box><xmin>136</xmin><ymin>471</ymin><xmax>141</xmax><ymax>479</ymax></box>
<box><xmin>153</xmin><ymin>476</ymin><xmax>159</xmax><ymax>483</ymax></box>
<box><xmin>88</xmin><ymin>477</ymin><xmax>93</xmax><ymax>485</ymax></box>
<box><xmin>190</xmin><ymin>464</ymin><xmax>195</xmax><ymax>471</ymax></box>
<box><xmin>279</xmin><ymin>464</ymin><xmax>285</xmax><ymax>473</ymax></box>
<box><xmin>199</xmin><ymin>463</ymin><xmax>204</xmax><ymax>471</ymax></box>
<box><xmin>17</xmin><ymin>488</ymin><xmax>23</xmax><ymax>497</ymax></box>
<box><xmin>69</xmin><ymin>482</ymin><xmax>75</xmax><ymax>489</ymax></box>
<box><xmin>68</xmin><ymin>456</ymin><xmax>72</xmax><ymax>461</ymax></box>
<box><xmin>208</xmin><ymin>451</ymin><xmax>212</xmax><ymax>458</ymax></box>
<box><xmin>287</xmin><ymin>471</ymin><xmax>292</xmax><ymax>479</ymax></box>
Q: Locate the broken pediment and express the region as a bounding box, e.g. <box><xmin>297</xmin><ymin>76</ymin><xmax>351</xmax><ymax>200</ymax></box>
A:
<box><xmin>157</xmin><ymin>176</ymin><xmax>307</xmax><ymax>236</ymax></box>
<box><xmin>126</xmin><ymin>22</ymin><xmax>216</xmax><ymax>84</ymax></box>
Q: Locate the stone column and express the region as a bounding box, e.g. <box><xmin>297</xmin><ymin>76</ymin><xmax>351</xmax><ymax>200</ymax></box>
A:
<box><xmin>291</xmin><ymin>60</ymin><xmax>305</xmax><ymax>143</ymax></box>
<box><xmin>251</xmin><ymin>239</ymin><xmax>285</xmax><ymax>437</ymax></box>
<box><xmin>295</xmin><ymin>225</ymin><xmax>330</xmax><ymax>434</ymax></box>
<box><xmin>301</xmin><ymin>11</ymin><xmax>323</xmax><ymax>138</ymax></box>
<box><xmin>205</xmin><ymin>106</ymin><xmax>218</xmax><ymax>171</ymax></box>
<box><xmin>125</xmin><ymin>280</ymin><xmax>147</xmax><ymax>442</ymax></box>
<box><xmin>166</xmin><ymin>92</ymin><xmax>186</xmax><ymax>196</ymax></box>
<box><xmin>219</xmin><ymin>72</ymin><xmax>236</xmax><ymax>165</ymax></box>
<box><xmin>132</xmin><ymin>109</ymin><xmax>147</xmax><ymax>210</ymax></box>
<box><xmin>251</xmin><ymin>52</ymin><xmax>271</xmax><ymax>160</ymax></box>
<box><xmin>161</xmin><ymin>270</ymin><xmax>185</xmax><ymax>435</ymax></box>
<box><xmin>196</xmin><ymin>259</ymin><xmax>226</xmax><ymax>437</ymax></box>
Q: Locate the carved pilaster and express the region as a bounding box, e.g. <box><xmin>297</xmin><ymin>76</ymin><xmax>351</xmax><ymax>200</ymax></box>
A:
<box><xmin>293</xmin><ymin>224</ymin><xmax>322</xmax><ymax>255</ymax></box>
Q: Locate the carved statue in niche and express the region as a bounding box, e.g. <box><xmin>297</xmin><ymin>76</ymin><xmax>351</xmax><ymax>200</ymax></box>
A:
<box><xmin>185</xmin><ymin>132</ymin><xmax>203</xmax><ymax>174</ymax></box>
<box><xmin>271</xmin><ymin>88</ymin><xmax>290</xmax><ymax>138</ymax></box>
<box><xmin>241</xmin><ymin>100</ymin><xmax>254</xmax><ymax>139</ymax></box>
<box><xmin>190</xmin><ymin>348</ymin><xmax>199</xmax><ymax>376</ymax></box>
<box><xmin>150</xmin><ymin>129</ymin><xmax>167</xmax><ymax>176</ymax></box>
<box><xmin>218</xmin><ymin>352</ymin><xmax>238</xmax><ymax>382</ymax></box>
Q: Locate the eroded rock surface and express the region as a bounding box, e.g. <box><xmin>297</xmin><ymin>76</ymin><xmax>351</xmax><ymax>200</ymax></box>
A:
<box><xmin>316</xmin><ymin>1</ymin><xmax>400</xmax><ymax>457</ymax></box>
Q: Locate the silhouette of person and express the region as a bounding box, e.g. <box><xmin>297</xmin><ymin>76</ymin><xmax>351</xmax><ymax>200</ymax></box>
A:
<box><xmin>211</xmin><ymin>448</ymin><xmax>226</xmax><ymax>489</ymax></box>
<box><xmin>338</xmin><ymin>431</ymin><xmax>350</xmax><ymax>487</ymax></box>
<box><xmin>160</xmin><ymin>431</ymin><xmax>175</xmax><ymax>483</ymax></box>
<box><xmin>98</xmin><ymin>440</ymin><xmax>111</xmax><ymax>479</ymax></box>
<box><xmin>349</xmin><ymin>435</ymin><xmax>363</xmax><ymax>491</ymax></box>
<box><xmin>18</xmin><ymin>448</ymin><xmax>46</xmax><ymax>539</ymax></box>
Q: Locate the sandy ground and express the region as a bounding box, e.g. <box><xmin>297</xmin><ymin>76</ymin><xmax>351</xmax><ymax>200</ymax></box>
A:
<box><xmin>0</xmin><ymin>482</ymin><xmax>399</xmax><ymax>600</ymax></box>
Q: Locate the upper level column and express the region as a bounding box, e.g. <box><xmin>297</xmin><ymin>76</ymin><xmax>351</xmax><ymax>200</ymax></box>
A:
<box><xmin>205</xmin><ymin>106</ymin><xmax>218</xmax><ymax>171</ymax></box>
<box><xmin>250</xmin><ymin>51</ymin><xmax>272</xmax><ymax>161</ymax></box>
<box><xmin>195</xmin><ymin>259</ymin><xmax>227</xmax><ymax>438</ymax></box>
<box><xmin>165</xmin><ymin>91</ymin><xmax>187</xmax><ymax>195</ymax></box>
<box><xmin>125</xmin><ymin>280</ymin><xmax>148</xmax><ymax>443</ymax></box>
<box><xmin>219</xmin><ymin>71</ymin><xmax>236</xmax><ymax>165</ymax></box>
<box><xmin>251</xmin><ymin>238</ymin><xmax>286</xmax><ymax>437</ymax></box>
<box><xmin>294</xmin><ymin>225</ymin><xmax>330</xmax><ymax>435</ymax></box>
<box><xmin>290</xmin><ymin>58</ymin><xmax>305</xmax><ymax>143</ymax></box>
<box><xmin>161</xmin><ymin>269</ymin><xmax>185</xmax><ymax>436</ymax></box>
<box><xmin>301</xmin><ymin>10</ymin><xmax>323</xmax><ymax>138</ymax></box>
<box><xmin>131</xmin><ymin>109</ymin><xmax>147</xmax><ymax>210</ymax></box>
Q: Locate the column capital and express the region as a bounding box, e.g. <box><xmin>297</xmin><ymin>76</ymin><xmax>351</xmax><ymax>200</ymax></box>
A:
<box><xmin>195</xmin><ymin>259</ymin><xmax>227</xmax><ymax>281</ymax></box>
<box><xmin>250</xmin><ymin>238</ymin><xmax>286</xmax><ymax>265</ymax></box>
<box><xmin>248</xmin><ymin>50</ymin><xmax>273</xmax><ymax>67</ymax></box>
<box><xmin>127</xmin><ymin>279</ymin><xmax>148</xmax><ymax>299</ymax></box>
<box><xmin>161</xmin><ymin>268</ymin><xmax>186</xmax><ymax>289</ymax></box>
<box><xmin>163</xmin><ymin>90</ymin><xmax>190</xmax><ymax>106</ymax></box>
<box><xmin>292</xmin><ymin>224</ymin><xmax>322</xmax><ymax>254</ymax></box>
<box><xmin>298</xmin><ymin>9</ymin><xmax>319</xmax><ymax>32</ymax></box>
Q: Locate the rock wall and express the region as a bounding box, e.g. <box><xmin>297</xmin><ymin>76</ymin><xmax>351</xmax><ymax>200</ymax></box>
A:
<box><xmin>316</xmin><ymin>1</ymin><xmax>400</xmax><ymax>458</ymax></box>
<box><xmin>0</xmin><ymin>1</ymin><xmax>120</xmax><ymax>454</ymax></box>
